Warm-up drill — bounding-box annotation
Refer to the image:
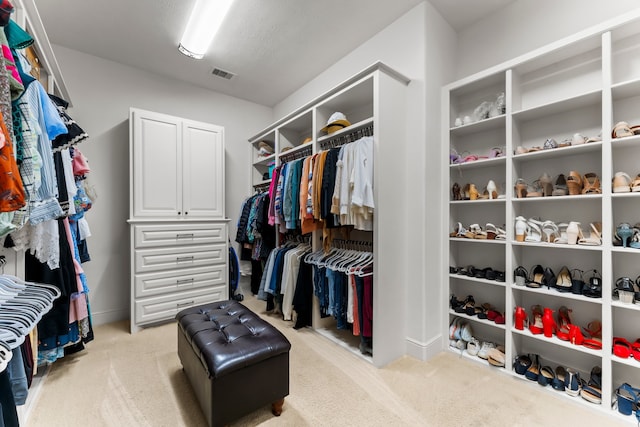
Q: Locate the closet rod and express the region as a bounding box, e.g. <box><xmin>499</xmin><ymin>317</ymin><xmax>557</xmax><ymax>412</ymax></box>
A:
<box><xmin>319</xmin><ymin>124</ymin><xmax>374</xmax><ymax>150</ymax></box>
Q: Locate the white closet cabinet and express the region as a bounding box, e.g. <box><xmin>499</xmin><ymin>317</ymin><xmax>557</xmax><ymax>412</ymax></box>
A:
<box><xmin>130</xmin><ymin>109</ymin><xmax>224</xmax><ymax>219</ymax></box>
<box><xmin>443</xmin><ymin>13</ymin><xmax>640</xmax><ymax>422</ymax></box>
<box><xmin>248</xmin><ymin>62</ymin><xmax>410</xmax><ymax>367</ymax></box>
<box><xmin>129</xmin><ymin>109</ymin><xmax>228</xmax><ymax>333</ymax></box>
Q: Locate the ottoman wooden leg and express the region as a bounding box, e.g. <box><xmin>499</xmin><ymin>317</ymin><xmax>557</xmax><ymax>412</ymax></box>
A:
<box><xmin>271</xmin><ymin>398</ymin><xmax>285</xmax><ymax>416</ymax></box>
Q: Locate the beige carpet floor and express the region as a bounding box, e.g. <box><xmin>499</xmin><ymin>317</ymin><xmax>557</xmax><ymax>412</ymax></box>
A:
<box><xmin>24</xmin><ymin>292</ymin><xmax>626</xmax><ymax>427</ymax></box>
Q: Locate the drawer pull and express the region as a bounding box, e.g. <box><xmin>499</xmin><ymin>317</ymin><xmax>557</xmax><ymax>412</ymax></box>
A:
<box><xmin>176</xmin><ymin>256</ymin><xmax>195</xmax><ymax>262</ymax></box>
<box><xmin>176</xmin><ymin>301</ymin><xmax>194</xmax><ymax>308</ymax></box>
<box><xmin>176</xmin><ymin>233</ymin><xmax>194</xmax><ymax>239</ymax></box>
<box><xmin>176</xmin><ymin>278</ymin><xmax>195</xmax><ymax>285</ymax></box>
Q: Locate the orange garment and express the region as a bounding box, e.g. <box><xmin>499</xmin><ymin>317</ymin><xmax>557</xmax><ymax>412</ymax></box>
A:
<box><xmin>312</xmin><ymin>150</ymin><xmax>328</xmax><ymax>220</ymax></box>
<box><xmin>0</xmin><ymin>110</ymin><xmax>25</xmax><ymax>211</ymax></box>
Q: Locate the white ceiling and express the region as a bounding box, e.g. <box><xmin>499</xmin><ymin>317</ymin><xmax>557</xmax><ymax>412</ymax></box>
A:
<box><xmin>36</xmin><ymin>0</ymin><xmax>516</xmax><ymax>107</ymax></box>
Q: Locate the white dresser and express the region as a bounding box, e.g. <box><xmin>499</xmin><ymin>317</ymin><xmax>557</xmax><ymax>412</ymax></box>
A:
<box><xmin>128</xmin><ymin>108</ymin><xmax>228</xmax><ymax>333</ymax></box>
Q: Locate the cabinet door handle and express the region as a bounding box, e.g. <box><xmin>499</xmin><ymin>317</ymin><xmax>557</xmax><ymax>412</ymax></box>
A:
<box><xmin>176</xmin><ymin>278</ymin><xmax>195</xmax><ymax>285</ymax></box>
<box><xmin>176</xmin><ymin>256</ymin><xmax>195</xmax><ymax>262</ymax></box>
<box><xmin>176</xmin><ymin>233</ymin><xmax>194</xmax><ymax>239</ymax></box>
<box><xmin>176</xmin><ymin>301</ymin><xmax>194</xmax><ymax>308</ymax></box>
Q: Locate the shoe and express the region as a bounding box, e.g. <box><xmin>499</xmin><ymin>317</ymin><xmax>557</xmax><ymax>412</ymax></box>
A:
<box><xmin>612</xmin><ymin>172</ymin><xmax>632</xmax><ymax>193</ymax></box>
<box><xmin>581</xmin><ymin>172</ymin><xmax>601</xmax><ymax>194</ymax></box>
<box><xmin>541</xmin><ymin>220</ymin><xmax>559</xmax><ymax>243</ymax></box>
<box><xmin>566</xmin><ymin>171</ymin><xmax>583</xmax><ymax>195</ymax></box>
<box><xmin>469</xmin><ymin>183</ymin><xmax>479</xmax><ymax>200</ymax></box>
<box><xmin>568</xmin><ymin>324</ymin><xmax>584</xmax><ymax>346</ymax></box>
<box><xmin>514</xmin><ymin>216</ymin><xmax>528</xmax><ymax>242</ymax></box>
<box><xmin>564</xmin><ymin>368</ymin><xmax>582</xmax><ymax>397</ymax></box>
<box><xmin>487</xmin><ymin>346</ymin><xmax>505</xmax><ymax>367</ymax></box>
<box><xmin>555</xmin><ymin>266</ymin><xmax>572</xmax><ymax>293</ymax></box>
<box><xmin>524</xmin><ymin>354</ymin><xmax>540</xmax><ymax>381</ymax></box>
<box><xmin>466</xmin><ymin>338</ymin><xmax>480</xmax><ymax>356</ymax></box>
<box><xmin>529</xmin><ymin>305</ymin><xmax>544</xmax><ymax>334</ymax></box>
<box><xmin>582</xmin><ymin>270</ymin><xmax>602</xmax><ymax>298</ymax></box>
<box><xmin>616</xmin><ymin>223</ymin><xmax>634</xmax><ymax>248</ymax></box>
<box><xmin>543</xmin><ymin>267</ymin><xmax>556</xmax><ymax>290</ymax></box>
<box><xmin>538</xmin><ymin>365</ymin><xmax>555</xmax><ymax>387</ymax></box>
<box><xmin>543</xmin><ymin>138</ymin><xmax>558</xmax><ymax>149</ymax></box>
<box><xmin>582</xmin><ymin>320</ymin><xmax>602</xmax><ymax>350</ymax></box>
<box><xmin>571</xmin><ymin>269</ymin><xmax>586</xmax><ymax>295</ymax></box>
<box><xmin>613</xmin><ymin>337</ymin><xmax>633</xmax><ymax>358</ymax></box>
<box><xmin>514</xmin><ymin>178</ymin><xmax>528</xmax><ymax>198</ymax></box>
<box><xmin>524</xmin><ymin>218</ymin><xmax>542</xmax><ymax>242</ymax></box>
<box><xmin>486</xmin><ymin>180</ymin><xmax>498</xmax><ymax>200</ymax></box>
<box><xmin>537</xmin><ymin>173</ymin><xmax>553</xmax><ymax>196</ymax></box>
<box><xmin>514</xmin><ymin>266</ymin><xmax>528</xmax><ymax>287</ymax></box>
<box><xmin>556</xmin><ymin>306</ymin><xmax>572</xmax><ymax>341</ymax></box>
<box><xmin>612</xmin><ymin>121</ymin><xmax>634</xmax><ymax>138</ymax></box>
<box><xmin>452</xmin><ymin>182</ymin><xmax>462</xmax><ymax>200</ymax></box>
<box><xmin>527</xmin><ymin>265</ymin><xmax>545</xmax><ymax>288</ymax></box>
<box><xmin>526</xmin><ymin>180</ymin><xmax>543</xmax><ymax>198</ymax></box>
<box><xmin>542</xmin><ymin>307</ymin><xmax>555</xmax><ymax>338</ymax></box>
<box><xmin>578</xmin><ymin>222</ymin><xmax>602</xmax><ymax>246</ymax></box>
<box><xmin>552</xmin><ymin>366</ymin><xmax>566</xmax><ymax>391</ymax></box>
<box><xmin>615</xmin><ymin>383</ymin><xmax>640</xmax><ymax>416</ymax></box>
<box><xmin>566</xmin><ymin>221</ymin><xmax>581</xmax><ymax>245</ymax></box>
<box><xmin>514</xmin><ymin>306</ymin><xmax>526</xmax><ymax>330</ymax></box>
<box><xmin>632</xmin><ymin>174</ymin><xmax>640</xmax><ymax>192</ymax></box>
<box><xmin>477</xmin><ymin>341</ymin><xmax>495</xmax><ymax>360</ymax></box>
<box><xmin>552</xmin><ymin>174</ymin><xmax>568</xmax><ymax>196</ymax></box>
<box><xmin>580</xmin><ymin>366</ymin><xmax>602</xmax><ymax>404</ymax></box>
<box><xmin>514</xmin><ymin>354</ymin><xmax>532</xmax><ymax>375</ymax></box>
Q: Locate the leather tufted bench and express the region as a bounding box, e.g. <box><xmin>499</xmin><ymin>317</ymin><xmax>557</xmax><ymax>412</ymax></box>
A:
<box><xmin>176</xmin><ymin>300</ymin><xmax>291</xmax><ymax>427</ymax></box>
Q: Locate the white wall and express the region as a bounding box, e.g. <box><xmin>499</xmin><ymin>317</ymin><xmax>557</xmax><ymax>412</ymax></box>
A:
<box><xmin>274</xmin><ymin>2</ymin><xmax>456</xmax><ymax>360</ymax></box>
<box><xmin>455</xmin><ymin>0</ymin><xmax>640</xmax><ymax>80</ymax></box>
<box><xmin>52</xmin><ymin>45</ymin><xmax>273</xmax><ymax>325</ymax></box>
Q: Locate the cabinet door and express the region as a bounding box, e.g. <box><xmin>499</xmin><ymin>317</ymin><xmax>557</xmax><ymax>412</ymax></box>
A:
<box><xmin>182</xmin><ymin>120</ymin><xmax>225</xmax><ymax>218</ymax></box>
<box><xmin>131</xmin><ymin>110</ymin><xmax>182</xmax><ymax>218</ymax></box>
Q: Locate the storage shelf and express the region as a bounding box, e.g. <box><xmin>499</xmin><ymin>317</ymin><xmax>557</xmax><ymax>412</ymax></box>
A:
<box><xmin>612</xmin><ymin>77</ymin><xmax>640</xmax><ymax>100</ymax></box>
<box><xmin>612</xmin><ymin>355</ymin><xmax>640</xmax><ymax>369</ymax></box>
<box><xmin>449</xmin><ymin>238</ymin><xmax>506</xmax><ymax>245</ymax></box>
<box><xmin>512</xmin><ymin>194</ymin><xmax>602</xmax><ymax>203</ymax></box>
<box><xmin>512</xmin><ymin>327</ymin><xmax>603</xmax><ymax>357</ymax></box>
<box><xmin>512</xmin><ymin>90</ymin><xmax>602</xmax><ymax>122</ymax></box>
<box><xmin>512</xmin><ymin>141</ymin><xmax>603</xmax><ymax>162</ymax></box>
<box><xmin>449</xmin><ymin>114</ymin><xmax>506</xmax><ymax>136</ymax></box>
<box><xmin>317</xmin><ymin>117</ymin><xmax>373</xmax><ymax>145</ymax></box>
<box><xmin>449</xmin><ymin>156</ymin><xmax>505</xmax><ymax>170</ymax></box>
<box><xmin>511</xmin><ymin>284</ymin><xmax>603</xmax><ymax>304</ymax></box>
<box><xmin>253</xmin><ymin>153</ymin><xmax>275</xmax><ymax>166</ymax></box>
<box><xmin>611</xmin><ymin>192</ymin><xmax>640</xmax><ymax>199</ymax></box>
<box><xmin>449</xmin><ymin>310</ymin><xmax>507</xmax><ymax>329</ymax></box>
<box><xmin>449</xmin><ymin>198</ymin><xmax>506</xmax><ymax>205</ymax></box>
<box><xmin>449</xmin><ymin>274</ymin><xmax>506</xmax><ymax>287</ymax></box>
<box><xmin>511</xmin><ymin>241</ymin><xmax>603</xmax><ymax>251</ymax></box>
<box><xmin>612</xmin><ymin>301</ymin><xmax>640</xmax><ymax>312</ymax></box>
<box><xmin>611</xmin><ymin>134</ymin><xmax>640</xmax><ymax>148</ymax></box>
<box><xmin>446</xmin><ymin>347</ymin><xmax>505</xmax><ymax>369</ymax></box>
<box><xmin>611</xmin><ymin>247</ymin><xmax>640</xmax><ymax>254</ymax></box>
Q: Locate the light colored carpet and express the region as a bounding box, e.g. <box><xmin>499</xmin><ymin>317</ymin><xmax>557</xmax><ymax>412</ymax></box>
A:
<box><xmin>25</xmin><ymin>292</ymin><xmax>624</xmax><ymax>427</ymax></box>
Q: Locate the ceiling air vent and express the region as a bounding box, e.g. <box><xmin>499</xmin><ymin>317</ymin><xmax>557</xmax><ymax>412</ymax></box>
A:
<box><xmin>211</xmin><ymin>67</ymin><xmax>235</xmax><ymax>80</ymax></box>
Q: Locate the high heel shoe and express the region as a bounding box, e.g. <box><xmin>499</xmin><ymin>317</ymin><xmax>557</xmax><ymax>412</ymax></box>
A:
<box><xmin>525</xmin><ymin>354</ymin><xmax>540</xmax><ymax>381</ymax></box>
<box><xmin>524</xmin><ymin>218</ymin><xmax>542</xmax><ymax>242</ymax></box>
<box><xmin>529</xmin><ymin>305</ymin><xmax>544</xmax><ymax>334</ymax></box>
<box><xmin>514</xmin><ymin>178</ymin><xmax>528</xmax><ymax>198</ymax></box>
<box><xmin>555</xmin><ymin>266</ymin><xmax>572</xmax><ymax>293</ymax></box>
<box><xmin>566</xmin><ymin>171</ymin><xmax>583</xmax><ymax>195</ymax></box>
<box><xmin>552</xmin><ymin>174</ymin><xmax>568</xmax><ymax>196</ymax></box>
<box><xmin>469</xmin><ymin>183</ymin><xmax>479</xmax><ymax>200</ymax></box>
<box><xmin>582</xmin><ymin>320</ymin><xmax>602</xmax><ymax>350</ymax></box>
<box><xmin>514</xmin><ymin>306</ymin><xmax>527</xmax><ymax>330</ymax></box>
<box><xmin>542</xmin><ymin>307</ymin><xmax>555</xmax><ymax>338</ymax></box>
<box><xmin>538</xmin><ymin>173</ymin><xmax>553</xmax><ymax>197</ymax></box>
<box><xmin>514</xmin><ymin>216</ymin><xmax>528</xmax><ymax>242</ymax></box>
<box><xmin>528</xmin><ymin>265</ymin><xmax>544</xmax><ymax>288</ymax></box>
<box><xmin>616</xmin><ymin>223</ymin><xmax>634</xmax><ymax>248</ymax></box>
<box><xmin>569</xmin><ymin>324</ymin><xmax>584</xmax><ymax>345</ymax></box>
<box><xmin>452</xmin><ymin>182</ymin><xmax>462</xmax><ymax>200</ymax></box>
<box><xmin>578</xmin><ymin>222</ymin><xmax>602</xmax><ymax>246</ymax></box>
<box><xmin>582</xmin><ymin>172</ymin><xmax>601</xmax><ymax>194</ymax></box>
<box><xmin>541</xmin><ymin>220</ymin><xmax>559</xmax><ymax>243</ymax></box>
<box><xmin>486</xmin><ymin>180</ymin><xmax>497</xmax><ymax>200</ymax></box>
<box><xmin>556</xmin><ymin>306</ymin><xmax>572</xmax><ymax>341</ymax></box>
<box><xmin>514</xmin><ymin>266</ymin><xmax>528</xmax><ymax>286</ymax></box>
<box><xmin>566</xmin><ymin>221</ymin><xmax>581</xmax><ymax>245</ymax></box>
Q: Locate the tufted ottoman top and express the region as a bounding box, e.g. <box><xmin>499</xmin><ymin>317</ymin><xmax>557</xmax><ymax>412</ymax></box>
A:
<box><xmin>176</xmin><ymin>300</ymin><xmax>291</xmax><ymax>379</ymax></box>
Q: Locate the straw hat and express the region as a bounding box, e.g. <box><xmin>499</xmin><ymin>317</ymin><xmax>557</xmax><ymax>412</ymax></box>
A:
<box><xmin>321</xmin><ymin>112</ymin><xmax>350</xmax><ymax>134</ymax></box>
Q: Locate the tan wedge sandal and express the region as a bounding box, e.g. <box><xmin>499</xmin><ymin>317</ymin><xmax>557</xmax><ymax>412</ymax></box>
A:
<box><xmin>582</xmin><ymin>172</ymin><xmax>601</xmax><ymax>194</ymax></box>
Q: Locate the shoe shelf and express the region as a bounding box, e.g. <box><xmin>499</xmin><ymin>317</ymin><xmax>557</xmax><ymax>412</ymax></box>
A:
<box><xmin>511</xmin><ymin>90</ymin><xmax>603</xmax><ymax>123</ymax></box>
<box><xmin>512</xmin><ymin>141</ymin><xmax>603</xmax><ymax>162</ymax></box>
<box><xmin>450</xmin><ymin>238</ymin><xmax>506</xmax><ymax>245</ymax></box>
<box><xmin>512</xmin><ymin>285</ymin><xmax>603</xmax><ymax>304</ymax></box>
<box><xmin>444</xmin><ymin>15</ymin><xmax>640</xmax><ymax>421</ymax></box>
<box><xmin>449</xmin><ymin>198</ymin><xmax>505</xmax><ymax>205</ymax></box>
<box><xmin>448</xmin><ymin>311</ymin><xmax>507</xmax><ymax>330</ymax></box>
<box><xmin>450</xmin><ymin>274</ymin><xmax>506</xmax><ymax>287</ymax></box>
<box><xmin>253</xmin><ymin>152</ymin><xmax>275</xmax><ymax>167</ymax></box>
<box><xmin>512</xmin><ymin>328</ymin><xmax>603</xmax><ymax>357</ymax></box>
<box><xmin>511</xmin><ymin>241</ymin><xmax>603</xmax><ymax>251</ymax></box>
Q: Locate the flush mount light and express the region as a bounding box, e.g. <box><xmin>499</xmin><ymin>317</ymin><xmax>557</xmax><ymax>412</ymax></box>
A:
<box><xmin>178</xmin><ymin>0</ymin><xmax>235</xmax><ymax>59</ymax></box>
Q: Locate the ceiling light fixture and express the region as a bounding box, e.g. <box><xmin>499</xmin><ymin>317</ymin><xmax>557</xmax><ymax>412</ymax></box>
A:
<box><xmin>178</xmin><ymin>0</ymin><xmax>234</xmax><ymax>59</ymax></box>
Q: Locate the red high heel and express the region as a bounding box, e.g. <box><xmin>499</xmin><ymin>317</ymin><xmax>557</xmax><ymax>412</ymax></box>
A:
<box><xmin>529</xmin><ymin>305</ymin><xmax>543</xmax><ymax>335</ymax></box>
<box><xmin>582</xmin><ymin>320</ymin><xmax>602</xmax><ymax>350</ymax></box>
<box><xmin>569</xmin><ymin>324</ymin><xmax>584</xmax><ymax>345</ymax></box>
<box><xmin>514</xmin><ymin>306</ymin><xmax>527</xmax><ymax>330</ymax></box>
<box><xmin>556</xmin><ymin>306</ymin><xmax>572</xmax><ymax>341</ymax></box>
<box><xmin>542</xmin><ymin>307</ymin><xmax>555</xmax><ymax>338</ymax></box>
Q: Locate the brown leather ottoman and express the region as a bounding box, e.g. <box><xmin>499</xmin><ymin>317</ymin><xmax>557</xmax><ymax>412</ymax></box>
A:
<box><xmin>176</xmin><ymin>300</ymin><xmax>291</xmax><ymax>427</ymax></box>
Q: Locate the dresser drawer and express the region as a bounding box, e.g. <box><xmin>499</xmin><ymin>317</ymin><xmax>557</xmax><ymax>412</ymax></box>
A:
<box><xmin>134</xmin><ymin>223</ymin><xmax>226</xmax><ymax>249</ymax></box>
<box><xmin>134</xmin><ymin>243</ymin><xmax>226</xmax><ymax>274</ymax></box>
<box><xmin>134</xmin><ymin>265</ymin><xmax>226</xmax><ymax>298</ymax></box>
<box><xmin>134</xmin><ymin>285</ymin><xmax>228</xmax><ymax>325</ymax></box>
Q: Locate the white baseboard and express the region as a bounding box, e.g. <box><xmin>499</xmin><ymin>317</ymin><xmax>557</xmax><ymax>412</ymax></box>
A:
<box><xmin>405</xmin><ymin>334</ymin><xmax>443</xmax><ymax>361</ymax></box>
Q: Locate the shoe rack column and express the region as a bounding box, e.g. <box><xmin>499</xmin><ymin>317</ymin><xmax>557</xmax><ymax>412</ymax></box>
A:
<box><xmin>504</xmin><ymin>68</ymin><xmax>515</xmax><ymax>371</ymax></box>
